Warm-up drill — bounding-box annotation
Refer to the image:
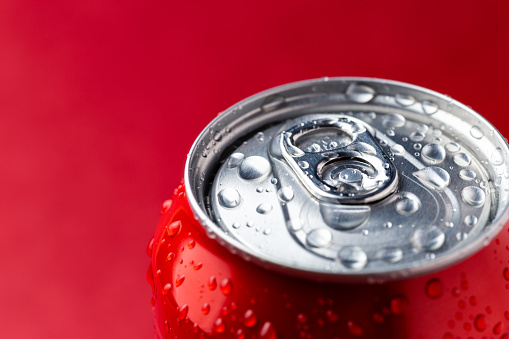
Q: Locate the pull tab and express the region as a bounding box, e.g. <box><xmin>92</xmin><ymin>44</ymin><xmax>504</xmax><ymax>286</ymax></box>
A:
<box><xmin>279</xmin><ymin>115</ymin><xmax>398</xmax><ymax>204</ymax></box>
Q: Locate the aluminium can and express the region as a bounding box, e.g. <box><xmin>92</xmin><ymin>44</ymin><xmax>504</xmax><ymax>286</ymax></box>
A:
<box><xmin>148</xmin><ymin>78</ymin><xmax>509</xmax><ymax>338</ymax></box>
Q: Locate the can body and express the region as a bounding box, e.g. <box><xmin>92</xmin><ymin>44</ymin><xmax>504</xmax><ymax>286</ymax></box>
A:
<box><xmin>148</xmin><ymin>79</ymin><xmax>509</xmax><ymax>338</ymax></box>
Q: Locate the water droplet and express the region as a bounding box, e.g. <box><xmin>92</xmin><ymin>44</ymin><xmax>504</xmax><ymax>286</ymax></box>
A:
<box><xmin>256</xmin><ymin>187</ymin><xmax>263</xmax><ymax>193</ymax></box>
<box><xmin>461</xmin><ymin>186</ymin><xmax>486</xmax><ymax>207</ymax></box>
<box><xmin>270</xmin><ymin>178</ymin><xmax>278</xmax><ymax>184</ymax></box>
<box><xmin>256</xmin><ymin>203</ymin><xmax>273</xmax><ymax>214</ymax></box>
<box><xmin>390</xmin><ymin>296</ymin><xmax>408</xmax><ymax>314</ymax></box>
<box><xmin>320</xmin><ymin>203</ymin><xmax>370</xmax><ymax>230</ymax></box>
<box><xmin>263</xmin><ymin>228</ymin><xmax>271</xmax><ymax>235</ymax></box>
<box><xmin>232</xmin><ymin>222</ymin><xmax>241</xmax><ymax>229</ymax></box>
<box><xmin>413</xmin><ymin>143</ymin><xmax>422</xmax><ymax>151</ymax></box>
<box><xmin>220</xmin><ymin>278</ymin><xmax>232</xmax><ymax>295</ymax></box>
<box><xmin>261</xmin><ymin>95</ymin><xmax>285</xmax><ymax>112</ymax></box>
<box><xmin>470</xmin><ymin>126</ymin><xmax>484</xmax><ymax>139</ymax></box>
<box><xmin>166</xmin><ymin>220</ymin><xmax>182</xmax><ymax>237</ymax></box>
<box><xmin>456</xmin><ymin>232</ymin><xmax>468</xmax><ymax>241</ymax></box>
<box><xmin>162</xmin><ymin>283</ymin><xmax>171</xmax><ymax>295</ymax></box>
<box><xmin>412</xmin><ymin>226</ymin><xmax>445</xmax><ymax>251</ymax></box>
<box><xmin>413</xmin><ymin>167</ymin><xmax>450</xmax><ymax>191</ymax></box>
<box><xmin>422</xmin><ymin>100</ymin><xmax>439</xmax><ymax>114</ymax></box>
<box><xmin>348</xmin><ymin>142</ymin><xmax>377</xmax><ymax>155</ymax></box>
<box><xmin>338</xmin><ymin>246</ymin><xmax>368</xmax><ymax>270</ymax></box>
<box><xmin>238</xmin><ymin>156</ymin><xmax>271</xmax><ymax>181</ymax></box>
<box><xmin>306</xmin><ymin>228</ymin><xmax>333</xmax><ymax>248</ymax></box>
<box><xmin>160</xmin><ymin>199</ymin><xmax>173</xmax><ymax>216</ymax></box>
<box><xmin>298</xmin><ymin>161</ymin><xmax>309</xmax><ymax>169</ymax></box>
<box><xmin>395</xmin><ymin>93</ymin><xmax>416</xmax><ymax>106</ymax></box>
<box><xmin>167</xmin><ymin>252</ymin><xmax>175</xmax><ymax>261</ymax></box>
<box><xmin>255</xmin><ymin>132</ymin><xmax>265</xmax><ymax>142</ymax></box>
<box><xmin>383</xmin><ymin>113</ymin><xmax>406</xmax><ymax>128</ymax></box>
<box><xmin>453</xmin><ymin>153</ymin><xmax>471</xmax><ymax>167</ymax></box>
<box><xmin>214</xmin><ymin>317</ymin><xmax>226</xmax><ymax>333</ymax></box>
<box><xmin>421</xmin><ymin>143</ymin><xmax>446</xmax><ymax>164</ymax></box>
<box><xmin>258</xmin><ymin>321</ymin><xmax>277</xmax><ymax>339</ymax></box>
<box><xmin>410</xmin><ymin>131</ymin><xmax>426</xmax><ymax>142</ymax></box>
<box><xmin>243</xmin><ymin>309</ymin><xmax>257</xmax><ymax>327</ymax></box>
<box><xmin>346</xmin><ymin>83</ymin><xmax>376</xmax><ymax>103</ymax></box>
<box><xmin>384</xmin><ymin>222</ymin><xmax>393</xmax><ymax>228</ymax></box>
<box><xmin>218</xmin><ymin>188</ymin><xmax>242</xmax><ymax>208</ymax></box>
<box><xmin>503</xmin><ymin>267</ymin><xmax>509</xmax><ymax>281</ymax></box>
<box><xmin>202</xmin><ymin>303</ymin><xmax>210</xmax><ymax>315</ymax></box>
<box><xmin>375</xmin><ymin>247</ymin><xmax>403</xmax><ymax>263</ymax></box>
<box><xmin>395</xmin><ymin>192</ymin><xmax>421</xmax><ymax>215</ymax></box>
<box><xmin>387</xmin><ymin>129</ymin><xmax>395</xmax><ymax>137</ymax></box>
<box><xmin>277</xmin><ymin>186</ymin><xmax>294</xmax><ymax>202</ymax></box>
<box><xmin>491</xmin><ymin>147</ymin><xmax>504</xmax><ymax>165</ymax></box>
<box><xmin>425</xmin><ymin>278</ymin><xmax>443</xmax><ymax>299</ymax></box>
<box><xmin>473</xmin><ymin>314</ymin><xmax>486</xmax><ymax>332</ymax></box>
<box><xmin>178</xmin><ymin>304</ymin><xmax>189</xmax><ymax>320</ymax></box>
<box><xmin>445</xmin><ymin>142</ymin><xmax>461</xmax><ymax>153</ymax></box>
<box><xmin>227</xmin><ymin>153</ymin><xmax>245</xmax><ymax>168</ymax></box>
<box><xmin>346</xmin><ymin>320</ymin><xmax>363</xmax><ymax>336</ymax></box>
<box><xmin>390</xmin><ymin>144</ymin><xmax>406</xmax><ymax>156</ymax></box>
<box><xmin>175</xmin><ymin>275</ymin><xmax>185</xmax><ymax>287</ymax></box>
<box><xmin>339</xmin><ymin>168</ymin><xmax>364</xmax><ymax>182</ymax></box>
<box><xmin>493</xmin><ymin>321</ymin><xmax>502</xmax><ymax>335</ymax></box>
<box><xmin>464</xmin><ymin>215</ymin><xmax>478</xmax><ymax>227</ymax></box>
<box><xmin>362</xmin><ymin>229</ymin><xmax>369</xmax><ymax>236</ymax></box>
<box><xmin>208</xmin><ymin>276</ymin><xmax>217</xmax><ymax>290</ymax></box>
<box><xmin>459</xmin><ymin>169</ymin><xmax>476</xmax><ymax>181</ymax></box>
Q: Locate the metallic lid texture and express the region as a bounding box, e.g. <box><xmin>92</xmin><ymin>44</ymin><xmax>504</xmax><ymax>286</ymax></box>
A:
<box><xmin>185</xmin><ymin>78</ymin><xmax>509</xmax><ymax>282</ymax></box>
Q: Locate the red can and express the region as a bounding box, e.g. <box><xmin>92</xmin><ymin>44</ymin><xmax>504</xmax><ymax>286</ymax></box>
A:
<box><xmin>148</xmin><ymin>78</ymin><xmax>509</xmax><ymax>338</ymax></box>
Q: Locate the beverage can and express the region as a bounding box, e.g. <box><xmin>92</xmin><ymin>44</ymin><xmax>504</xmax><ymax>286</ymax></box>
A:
<box><xmin>148</xmin><ymin>78</ymin><xmax>509</xmax><ymax>338</ymax></box>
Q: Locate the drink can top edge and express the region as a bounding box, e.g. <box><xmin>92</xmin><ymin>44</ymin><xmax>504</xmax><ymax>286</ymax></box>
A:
<box><xmin>184</xmin><ymin>77</ymin><xmax>509</xmax><ymax>282</ymax></box>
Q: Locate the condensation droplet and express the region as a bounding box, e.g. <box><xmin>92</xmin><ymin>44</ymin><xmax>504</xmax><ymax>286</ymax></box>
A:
<box><xmin>391</xmin><ymin>144</ymin><xmax>406</xmax><ymax>156</ymax></box>
<box><xmin>346</xmin><ymin>83</ymin><xmax>376</xmax><ymax>103</ymax></box>
<box><xmin>425</xmin><ymin>278</ymin><xmax>443</xmax><ymax>299</ymax></box>
<box><xmin>255</xmin><ymin>132</ymin><xmax>265</xmax><ymax>142</ymax></box>
<box><xmin>238</xmin><ymin>156</ymin><xmax>271</xmax><ymax>181</ymax></box>
<box><xmin>375</xmin><ymin>247</ymin><xmax>403</xmax><ymax>263</ymax></box>
<box><xmin>395</xmin><ymin>93</ymin><xmax>416</xmax><ymax>106</ymax></box>
<box><xmin>384</xmin><ymin>222</ymin><xmax>393</xmax><ymax>229</ymax></box>
<box><xmin>232</xmin><ymin>222</ymin><xmax>241</xmax><ymax>229</ymax></box>
<box><xmin>347</xmin><ymin>142</ymin><xmax>377</xmax><ymax>155</ymax></box>
<box><xmin>456</xmin><ymin>232</ymin><xmax>468</xmax><ymax>241</ymax></box>
<box><xmin>256</xmin><ymin>203</ymin><xmax>273</xmax><ymax>214</ymax></box>
<box><xmin>306</xmin><ymin>228</ymin><xmax>333</xmax><ymax>248</ymax></box>
<box><xmin>287</xmin><ymin>219</ymin><xmax>303</xmax><ymax>232</ymax></box>
<box><xmin>459</xmin><ymin>169</ymin><xmax>476</xmax><ymax>181</ymax></box>
<box><xmin>218</xmin><ymin>188</ymin><xmax>242</xmax><ymax>208</ymax></box>
<box><xmin>410</xmin><ymin>131</ymin><xmax>425</xmax><ymax>142</ymax></box>
<box><xmin>421</xmin><ymin>143</ymin><xmax>446</xmax><ymax>164</ymax></box>
<box><xmin>464</xmin><ymin>215</ymin><xmax>478</xmax><ymax>227</ymax></box>
<box><xmin>298</xmin><ymin>161</ymin><xmax>309</xmax><ymax>169</ymax></box>
<box><xmin>445</xmin><ymin>142</ymin><xmax>461</xmax><ymax>153</ymax></box>
<box><xmin>413</xmin><ymin>167</ymin><xmax>450</xmax><ymax>191</ymax></box>
<box><xmin>244</xmin><ymin>309</ymin><xmax>258</xmax><ymax>327</ymax></box>
<box><xmin>412</xmin><ymin>226</ymin><xmax>445</xmax><ymax>251</ymax></box>
<box><xmin>461</xmin><ymin>186</ymin><xmax>486</xmax><ymax>207</ymax></box>
<box><xmin>339</xmin><ymin>246</ymin><xmax>368</xmax><ymax>270</ymax></box>
<box><xmin>220</xmin><ymin>278</ymin><xmax>233</xmax><ymax>295</ymax></box>
<box><xmin>453</xmin><ymin>153</ymin><xmax>471</xmax><ymax>167</ymax></box>
<box><xmin>470</xmin><ymin>126</ymin><xmax>484</xmax><ymax>139</ymax></box>
<box><xmin>395</xmin><ymin>192</ymin><xmax>421</xmax><ymax>215</ymax></box>
<box><xmin>270</xmin><ymin>178</ymin><xmax>278</xmax><ymax>184</ymax></box>
<box><xmin>277</xmin><ymin>186</ymin><xmax>294</xmax><ymax>202</ymax></box>
<box><xmin>491</xmin><ymin>147</ymin><xmax>504</xmax><ymax>166</ymax></box>
<box><xmin>422</xmin><ymin>100</ymin><xmax>439</xmax><ymax>114</ymax></box>
<box><xmin>320</xmin><ymin>204</ymin><xmax>371</xmax><ymax>230</ymax></box>
<box><xmin>383</xmin><ymin>113</ymin><xmax>406</xmax><ymax>128</ymax></box>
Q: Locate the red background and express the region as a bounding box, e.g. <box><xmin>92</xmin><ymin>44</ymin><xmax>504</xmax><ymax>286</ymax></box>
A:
<box><xmin>0</xmin><ymin>1</ymin><xmax>508</xmax><ymax>338</ymax></box>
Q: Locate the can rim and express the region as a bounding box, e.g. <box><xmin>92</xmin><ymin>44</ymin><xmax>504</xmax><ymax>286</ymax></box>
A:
<box><xmin>184</xmin><ymin>77</ymin><xmax>509</xmax><ymax>282</ymax></box>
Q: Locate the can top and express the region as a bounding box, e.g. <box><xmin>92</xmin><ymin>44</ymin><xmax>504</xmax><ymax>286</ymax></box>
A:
<box><xmin>185</xmin><ymin>78</ymin><xmax>509</xmax><ymax>282</ymax></box>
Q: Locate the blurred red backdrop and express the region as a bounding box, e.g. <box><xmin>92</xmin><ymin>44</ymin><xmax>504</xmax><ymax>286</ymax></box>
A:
<box><xmin>0</xmin><ymin>1</ymin><xmax>508</xmax><ymax>338</ymax></box>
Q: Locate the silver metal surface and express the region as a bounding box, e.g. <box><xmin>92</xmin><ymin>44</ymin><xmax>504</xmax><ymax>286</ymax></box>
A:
<box><xmin>185</xmin><ymin>78</ymin><xmax>509</xmax><ymax>282</ymax></box>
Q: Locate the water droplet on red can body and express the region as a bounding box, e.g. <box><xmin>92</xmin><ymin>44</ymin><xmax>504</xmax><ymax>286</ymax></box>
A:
<box><xmin>175</xmin><ymin>275</ymin><xmax>185</xmax><ymax>287</ymax></box>
<box><xmin>188</xmin><ymin>239</ymin><xmax>196</xmax><ymax>249</ymax></box>
<box><xmin>425</xmin><ymin>278</ymin><xmax>443</xmax><ymax>299</ymax></box>
<box><xmin>193</xmin><ymin>262</ymin><xmax>203</xmax><ymax>270</ymax></box>
<box><xmin>504</xmin><ymin>267</ymin><xmax>509</xmax><ymax>281</ymax></box>
<box><xmin>178</xmin><ymin>304</ymin><xmax>189</xmax><ymax>320</ymax></box>
<box><xmin>201</xmin><ymin>303</ymin><xmax>210</xmax><ymax>315</ymax></box>
<box><xmin>214</xmin><ymin>318</ymin><xmax>226</xmax><ymax>333</ymax></box>
<box><xmin>347</xmin><ymin>320</ymin><xmax>363</xmax><ymax>336</ymax></box>
<box><xmin>166</xmin><ymin>220</ymin><xmax>182</xmax><ymax>237</ymax></box>
<box><xmin>162</xmin><ymin>283</ymin><xmax>171</xmax><ymax>295</ymax></box>
<box><xmin>236</xmin><ymin>329</ymin><xmax>245</xmax><ymax>339</ymax></box>
<box><xmin>147</xmin><ymin>237</ymin><xmax>154</xmax><ymax>257</ymax></box>
<box><xmin>372</xmin><ymin>312</ymin><xmax>385</xmax><ymax>323</ymax></box>
<box><xmin>243</xmin><ymin>309</ymin><xmax>257</xmax><ymax>327</ymax></box>
<box><xmin>469</xmin><ymin>296</ymin><xmax>477</xmax><ymax>306</ymax></box>
<box><xmin>390</xmin><ymin>296</ymin><xmax>408</xmax><ymax>315</ymax></box>
<box><xmin>208</xmin><ymin>276</ymin><xmax>217</xmax><ymax>290</ymax></box>
<box><xmin>493</xmin><ymin>321</ymin><xmax>502</xmax><ymax>335</ymax></box>
<box><xmin>325</xmin><ymin>309</ymin><xmax>339</xmax><ymax>323</ymax></box>
<box><xmin>443</xmin><ymin>333</ymin><xmax>453</xmax><ymax>339</ymax></box>
<box><xmin>161</xmin><ymin>199</ymin><xmax>173</xmax><ymax>215</ymax></box>
<box><xmin>220</xmin><ymin>278</ymin><xmax>233</xmax><ymax>295</ymax></box>
<box><xmin>474</xmin><ymin>314</ymin><xmax>486</xmax><ymax>331</ymax></box>
<box><xmin>259</xmin><ymin>321</ymin><xmax>277</xmax><ymax>339</ymax></box>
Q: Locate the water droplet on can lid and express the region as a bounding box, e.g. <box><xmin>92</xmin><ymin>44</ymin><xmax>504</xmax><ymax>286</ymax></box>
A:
<box><xmin>421</xmin><ymin>100</ymin><xmax>439</xmax><ymax>114</ymax></box>
<box><xmin>218</xmin><ymin>188</ymin><xmax>242</xmax><ymax>208</ymax></box>
<box><xmin>346</xmin><ymin>83</ymin><xmax>376</xmax><ymax>103</ymax></box>
<box><xmin>306</xmin><ymin>228</ymin><xmax>333</xmax><ymax>248</ymax></box>
<box><xmin>338</xmin><ymin>246</ymin><xmax>368</xmax><ymax>270</ymax></box>
<box><xmin>238</xmin><ymin>156</ymin><xmax>271</xmax><ymax>181</ymax></box>
<box><xmin>412</xmin><ymin>225</ymin><xmax>445</xmax><ymax>251</ymax></box>
<box><xmin>461</xmin><ymin>186</ymin><xmax>486</xmax><ymax>207</ymax></box>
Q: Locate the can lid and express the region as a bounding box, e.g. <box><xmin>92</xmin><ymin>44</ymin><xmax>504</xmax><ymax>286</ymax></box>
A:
<box><xmin>185</xmin><ymin>78</ymin><xmax>509</xmax><ymax>282</ymax></box>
